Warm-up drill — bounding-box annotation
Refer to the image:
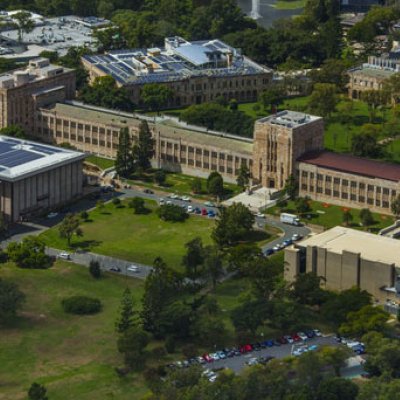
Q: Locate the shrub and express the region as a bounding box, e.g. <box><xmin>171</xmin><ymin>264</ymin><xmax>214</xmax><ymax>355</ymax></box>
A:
<box><xmin>80</xmin><ymin>211</ymin><xmax>89</xmax><ymax>221</ymax></box>
<box><xmin>61</xmin><ymin>296</ymin><xmax>102</xmax><ymax>315</ymax></box>
<box><xmin>165</xmin><ymin>336</ymin><xmax>175</xmax><ymax>353</ymax></box>
<box><xmin>112</xmin><ymin>198</ymin><xmax>122</xmax><ymax>207</ymax></box>
<box><xmin>156</xmin><ymin>204</ymin><xmax>188</xmax><ymax>222</ymax></box>
<box><xmin>89</xmin><ymin>260</ymin><xmax>101</xmax><ymax>279</ymax></box>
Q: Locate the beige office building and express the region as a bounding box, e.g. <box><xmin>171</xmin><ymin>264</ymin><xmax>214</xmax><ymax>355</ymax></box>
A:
<box><xmin>284</xmin><ymin>227</ymin><xmax>400</xmax><ymax>302</ymax></box>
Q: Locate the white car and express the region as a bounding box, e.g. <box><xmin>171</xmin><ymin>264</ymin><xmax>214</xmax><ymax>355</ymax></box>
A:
<box><xmin>256</xmin><ymin>212</ymin><xmax>265</xmax><ymax>219</ymax></box>
<box><xmin>57</xmin><ymin>252</ymin><xmax>70</xmax><ymax>260</ymax></box>
<box><xmin>166</xmin><ymin>200</ymin><xmax>172</xmax><ymax>205</ymax></box>
<box><xmin>182</xmin><ymin>196</ymin><xmax>191</xmax><ymax>202</ymax></box>
<box><xmin>297</xmin><ymin>332</ymin><xmax>308</xmax><ymax>341</ymax></box>
<box><xmin>313</xmin><ymin>329</ymin><xmax>322</xmax><ymax>337</ymax></box>
<box><xmin>292</xmin><ymin>233</ymin><xmax>302</xmax><ymax>241</ymax></box>
<box><xmin>210</xmin><ymin>353</ymin><xmax>220</xmax><ymax>361</ymax></box>
<box><xmin>159</xmin><ymin>198</ymin><xmax>165</xmax><ymax>205</ymax></box>
<box><xmin>284</xmin><ymin>335</ymin><xmax>294</xmax><ymax>344</ymax></box>
<box><xmin>170</xmin><ymin>193</ymin><xmax>180</xmax><ymax>199</ymax></box>
<box><xmin>187</xmin><ymin>205</ymin><xmax>194</xmax><ymax>213</ymax></box>
<box><xmin>47</xmin><ymin>212</ymin><xmax>59</xmax><ymax>218</ymax></box>
<box><xmin>247</xmin><ymin>357</ymin><xmax>259</xmax><ymax>366</ymax></box>
<box><xmin>127</xmin><ymin>265</ymin><xmax>140</xmax><ymax>273</ymax></box>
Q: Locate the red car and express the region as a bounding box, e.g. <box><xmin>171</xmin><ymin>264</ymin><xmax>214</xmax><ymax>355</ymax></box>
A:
<box><xmin>240</xmin><ymin>344</ymin><xmax>253</xmax><ymax>353</ymax></box>
<box><xmin>278</xmin><ymin>337</ymin><xmax>288</xmax><ymax>345</ymax></box>
<box><xmin>201</xmin><ymin>208</ymin><xmax>208</xmax><ymax>216</ymax></box>
<box><xmin>203</xmin><ymin>353</ymin><xmax>213</xmax><ymax>363</ymax></box>
<box><xmin>291</xmin><ymin>333</ymin><xmax>301</xmax><ymax>342</ymax></box>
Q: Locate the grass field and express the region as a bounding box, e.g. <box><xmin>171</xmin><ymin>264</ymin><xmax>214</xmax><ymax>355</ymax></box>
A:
<box><xmin>85</xmin><ymin>155</ymin><xmax>114</xmax><ymax>170</ymax></box>
<box><xmin>0</xmin><ymin>261</ymin><xmax>147</xmax><ymax>400</ymax></box>
<box><xmin>126</xmin><ymin>171</ymin><xmax>242</xmax><ymax>200</ymax></box>
<box><xmin>40</xmin><ymin>199</ymin><xmax>215</xmax><ymax>269</ymax></box>
<box><xmin>273</xmin><ymin>0</ymin><xmax>305</xmax><ymax>10</ymax></box>
<box><xmin>267</xmin><ymin>199</ymin><xmax>394</xmax><ymax>233</ymax></box>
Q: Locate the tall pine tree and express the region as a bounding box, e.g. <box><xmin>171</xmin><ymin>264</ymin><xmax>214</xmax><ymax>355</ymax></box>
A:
<box><xmin>133</xmin><ymin>121</ymin><xmax>154</xmax><ymax>171</ymax></box>
<box><xmin>115</xmin><ymin>127</ymin><xmax>135</xmax><ymax>178</ymax></box>
<box><xmin>115</xmin><ymin>288</ymin><xmax>137</xmax><ymax>333</ymax></box>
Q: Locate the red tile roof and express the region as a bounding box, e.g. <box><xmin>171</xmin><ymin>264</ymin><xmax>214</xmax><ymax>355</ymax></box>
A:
<box><xmin>298</xmin><ymin>151</ymin><xmax>400</xmax><ymax>182</ymax></box>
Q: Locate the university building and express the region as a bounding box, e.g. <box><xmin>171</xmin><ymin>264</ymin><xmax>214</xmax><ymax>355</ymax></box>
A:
<box><xmin>2</xmin><ymin>58</ymin><xmax>400</xmax><ymax>216</ymax></box>
<box><xmin>284</xmin><ymin>226</ymin><xmax>400</xmax><ymax>302</ymax></box>
<box><xmin>81</xmin><ymin>36</ymin><xmax>273</xmax><ymax>108</ymax></box>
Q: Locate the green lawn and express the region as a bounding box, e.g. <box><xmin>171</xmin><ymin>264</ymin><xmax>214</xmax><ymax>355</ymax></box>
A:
<box><xmin>85</xmin><ymin>155</ymin><xmax>114</xmax><ymax>170</ymax></box>
<box><xmin>274</xmin><ymin>0</ymin><xmax>305</xmax><ymax>9</ymax></box>
<box><xmin>126</xmin><ymin>171</ymin><xmax>242</xmax><ymax>201</ymax></box>
<box><xmin>40</xmin><ymin>199</ymin><xmax>215</xmax><ymax>269</ymax></box>
<box><xmin>267</xmin><ymin>199</ymin><xmax>394</xmax><ymax>233</ymax></box>
<box><xmin>0</xmin><ymin>261</ymin><xmax>147</xmax><ymax>400</ymax></box>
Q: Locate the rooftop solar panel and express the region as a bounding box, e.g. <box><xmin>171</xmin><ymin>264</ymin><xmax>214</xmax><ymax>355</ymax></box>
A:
<box><xmin>1</xmin><ymin>150</ymin><xmax>44</xmax><ymax>168</ymax></box>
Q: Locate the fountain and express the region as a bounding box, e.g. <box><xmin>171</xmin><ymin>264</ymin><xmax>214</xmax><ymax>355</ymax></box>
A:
<box><xmin>250</xmin><ymin>0</ymin><xmax>261</xmax><ymax>19</ymax></box>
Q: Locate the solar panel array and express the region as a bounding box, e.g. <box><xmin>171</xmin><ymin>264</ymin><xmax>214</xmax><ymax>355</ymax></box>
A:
<box><xmin>0</xmin><ymin>138</ymin><xmax>64</xmax><ymax>170</ymax></box>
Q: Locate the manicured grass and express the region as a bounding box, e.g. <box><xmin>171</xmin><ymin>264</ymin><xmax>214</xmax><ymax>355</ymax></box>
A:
<box><xmin>267</xmin><ymin>199</ymin><xmax>394</xmax><ymax>233</ymax></box>
<box><xmin>85</xmin><ymin>155</ymin><xmax>114</xmax><ymax>170</ymax></box>
<box><xmin>274</xmin><ymin>0</ymin><xmax>305</xmax><ymax>9</ymax></box>
<box><xmin>0</xmin><ymin>261</ymin><xmax>147</xmax><ymax>400</ymax></box>
<box><xmin>127</xmin><ymin>171</ymin><xmax>242</xmax><ymax>200</ymax></box>
<box><xmin>40</xmin><ymin>199</ymin><xmax>215</xmax><ymax>269</ymax></box>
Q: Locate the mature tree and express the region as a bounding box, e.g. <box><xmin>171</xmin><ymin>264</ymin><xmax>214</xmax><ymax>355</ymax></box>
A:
<box><xmin>133</xmin><ymin>121</ymin><xmax>154</xmax><ymax>170</ymax></box>
<box><xmin>141</xmin><ymin>257</ymin><xmax>182</xmax><ymax>335</ymax></box>
<box><xmin>0</xmin><ymin>124</ymin><xmax>26</xmax><ymax>139</ymax></box>
<box><xmin>342</xmin><ymin>209</ymin><xmax>353</xmax><ymax>227</ymax></box>
<box><xmin>361</xmin><ymin>90</ymin><xmax>389</xmax><ymax>122</ymax></box>
<box><xmin>13</xmin><ymin>11</ymin><xmax>35</xmax><ymax>42</ymax></box>
<box><xmin>115</xmin><ymin>288</ymin><xmax>137</xmax><ymax>333</ymax></box>
<box><xmin>270</xmin><ymin>299</ymin><xmax>301</xmax><ymax>331</ymax></box>
<box><xmin>236</xmin><ymin>164</ymin><xmax>250</xmax><ymax>190</ymax></box>
<box><xmin>0</xmin><ymin>278</ymin><xmax>25</xmax><ymax>323</ymax></box>
<box><xmin>79</xmin><ymin>75</ymin><xmax>133</xmax><ymax>111</ymax></box>
<box><xmin>316</xmin><ymin>377</ymin><xmax>358</xmax><ymax>400</ymax></box>
<box><xmin>158</xmin><ymin>300</ymin><xmax>194</xmax><ymax>339</ymax></box>
<box><xmin>357</xmin><ymin>378</ymin><xmax>400</xmax><ymax>400</ymax></box>
<box><xmin>384</xmin><ymin>72</ymin><xmax>400</xmax><ymax>104</ymax></box>
<box><xmin>308</xmin><ymin>83</ymin><xmax>338</xmax><ymax>117</ymax></box>
<box><xmin>291</xmin><ymin>272</ymin><xmax>327</xmax><ymax>306</ymax></box>
<box><xmin>226</xmin><ymin>243</ymin><xmax>263</xmax><ymax>274</ymax></box>
<box><xmin>115</xmin><ymin>127</ymin><xmax>135</xmax><ymax>178</ymax></box>
<box><xmin>359</xmin><ymin>208</ymin><xmax>374</xmax><ymax>227</ymax></box>
<box><xmin>0</xmin><ymin>58</ymin><xmax>18</xmax><ymax>74</ymax></box>
<box><xmin>259</xmin><ymin>87</ymin><xmax>284</xmax><ymax>111</ymax></box>
<box><xmin>192</xmin><ymin>314</ymin><xmax>228</xmax><ymax>348</ymax></box>
<box><xmin>154</xmin><ymin>169</ymin><xmax>166</xmax><ymax>185</ymax></box>
<box><xmin>231</xmin><ymin>299</ymin><xmax>267</xmax><ymax>335</ymax></box>
<box><xmin>157</xmin><ymin>204</ymin><xmax>188</xmax><ymax>222</ymax></box>
<box><xmin>284</xmin><ymin>174</ymin><xmax>297</xmax><ymax>201</ymax></box>
<box><xmin>212</xmin><ymin>203</ymin><xmax>255</xmax><ymax>247</ymax></box>
<box><xmin>191</xmin><ymin>177</ymin><xmax>202</xmax><ymax>194</ymax></box>
<box><xmin>310</xmin><ymin>58</ymin><xmax>349</xmax><ymax>91</ymax></box>
<box><xmin>117</xmin><ymin>325</ymin><xmax>150</xmax><ymax>369</ymax></box>
<box><xmin>128</xmin><ymin>197</ymin><xmax>147</xmax><ymax>214</ymax></box>
<box><xmin>58</xmin><ymin>213</ymin><xmax>82</xmax><ymax>246</ymax></box>
<box><xmin>319</xmin><ymin>346</ymin><xmax>352</xmax><ymax>377</ymax></box>
<box><xmin>28</xmin><ymin>382</ymin><xmax>48</xmax><ymax>400</ymax></box>
<box><xmin>89</xmin><ymin>260</ymin><xmax>101</xmax><ymax>279</ymax></box>
<box><xmin>339</xmin><ymin>305</ymin><xmax>390</xmax><ymax>338</ymax></box>
<box><xmin>141</xmin><ymin>83</ymin><xmax>173</xmax><ymax>113</ymax></box>
<box><xmin>321</xmin><ymin>287</ymin><xmax>372</xmax><ymax>327</ymax></box>
<box><xmin>207</xmin><ymin>171</ymin><xmax>224</xmax><ymax>198</ymax></box>
<box><xmin>295</xmin><ymin>196</ymin><xmax>311</xmax><ymax>214</ymax></box>
<box><xmin>351</xmin><ymin>129</ymin><xmax>382</xmax><ymax>158</ymax></box>
<box><xmin>203</xmin><ymin>245</ymin><xmax>224</xmax><ymax>289</ymax></box>
<box><xmin>391</xmin><ymin>194</ymin><xmax>400</xmax><ymax>217</ymax></box>
<box><xmin>182</xmin><ymin>237</ymin><xmax>204</xmax><ymax>279</ymax></box>
<box><xmin>7</xmin><ymin>236</ymin><xmax>52</xmax><ymax>269</ymax></box>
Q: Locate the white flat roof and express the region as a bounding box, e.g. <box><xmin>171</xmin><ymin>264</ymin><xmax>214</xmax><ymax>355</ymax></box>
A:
<box><xmin>0</xmin><ymin>136</ymin><xmax>85</xmax><ymax>182</ymax></box>
<box><xmin>298</xmin><ymin>226</ymin><xmax>400</xmax><ymax>267</ymax></box>
<box><xmin>257</xmin><ymin>110</ymin><xmax>321</xmax><ymax>128</ymax></box>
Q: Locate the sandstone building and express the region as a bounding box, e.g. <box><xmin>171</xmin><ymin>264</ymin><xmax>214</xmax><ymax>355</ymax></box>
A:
<box><xmin>284</xmin><ymin>226</ymin><xmax>400</xmax><ymax>302</ymax></box>
<box><xmin>81</xmin><ymin>36</ymin><xmax>273</xmax><ymax>108</ymax></box>
<box><xmin>0</xmin><ymin>136</ymin><xmax>85</xmax><ymax>222</ymax></box>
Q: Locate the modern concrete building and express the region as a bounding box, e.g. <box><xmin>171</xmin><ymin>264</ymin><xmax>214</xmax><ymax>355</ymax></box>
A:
<box><xmin>284</xmin><ymin>226</ymin><xmax>400</xmax><ymax>301</ymax></box>
<box><xmin>0</xmin><ymin>58</ymin><xmax>76</xmax><ymax>132</ymax></box>
<box><xmin>0</xmin><ymin>135</ymin><xmax>85</xmax><ymax>222</ymax></box>
<box><xmin>82</xmin><ymin>36</ymin><xmax>273</xmax><ymax>107</ymax></box>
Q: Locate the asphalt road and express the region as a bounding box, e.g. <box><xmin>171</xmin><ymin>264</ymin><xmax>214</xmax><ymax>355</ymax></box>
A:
<box><xmin>203</xmin><ymin>335</ymin><xmax>339</xmax><ymax>374</ymax></box>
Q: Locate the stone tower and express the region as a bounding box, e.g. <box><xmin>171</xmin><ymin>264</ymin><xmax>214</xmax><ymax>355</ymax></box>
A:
<box><xmin>252</xmin><ymin>111</ymin><xmax>324</xmax><ymax>190</ymax></box>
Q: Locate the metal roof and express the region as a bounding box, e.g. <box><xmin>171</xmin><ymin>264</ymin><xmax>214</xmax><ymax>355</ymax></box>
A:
<box><xmin>0</xmin><ymin>136</ymin><xmax>85</xmax><ymax>181</ymax></box>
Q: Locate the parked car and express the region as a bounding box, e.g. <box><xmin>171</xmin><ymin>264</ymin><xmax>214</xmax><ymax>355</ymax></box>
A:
<box><xmin>284</xmin><ymin>335</ymin><xmax>294</xmax><ymax>344</ymax></box>
<box><xmin>216</xmin><ymin>351</ymin><xmax>226</xmax><ymax>359</ymax></box>
<box><xmin>258</xmin><ymin>355</ymin><xmax>275</xmax><ymax>364</ymax></box>
<box><xmin>291</xmin><ymin>333</ymin><xmax>301</xmax><ymax>342</ymax></box>
<box><xmin>265</xmin><ymin>248</ymin><xmax>274</xmax><ymax>256</ymax></box>
<box><xmin>159</xmin><ymin>198</ymin><xmax>165</xmax><ymax>205</ymax></box>
<box><xmin>272</xmin><ymin>245</ymin><xmax>281</xmax><ymax>252</ymax></box>
<box><xmin>313</xmin><ymin>329</ymin><xmax>322</xmax><ymax>337</ymax></box>
<box><xmin>292</xmin><ymin>233</ymin><xmax>303</xmax><ymax>241</ymax></box>
<box><xmin>204</xmin><ymin>201</ymin><xmax>215</xmax><ymax>207</ymax></box>
<box><xmin>187</xmin><ymin>205</ymin><xmax>194</xmax><ymax>213</ymax></box>
<box><xmin>252</xmin><ymin>342</ymin><xmax>262</xmax><ymax>351</ymax></box>
<box><xmin>256</xmin><ymin>212</ymin><xmax>265</xmax><ymax>219</ymax></box>
<box><xmin>283</xmin><ymin>239</ymin><xmax>293</xmax><ymax>247</ymax></box>
<box><xmin>297</xmin><ymin>332</ymin><xmax>308</xmax><ymax>341</ymax></box>
<box><xmin>127</xmin><ymin>265</ymin><xmax>140</xmax><ymax>273</ymax></box>
<box><xmin>57</xmin><ymin>252</ymin><xmax>70</xmax><ymax>260</ymax></box>
<box><xmin>201</xmin><ymin>208</ymin><xmax>208</xmax><ymax>216</ymax></box>
<box><xmin>210</xmin><ymin>353</ymin><xmax>220</xmax><ymax>361</ymax></box>
<box><xmin>305</xmin><ymin>330</ymin><xmax>315</xmax><ymax>339</ymax></box>
<box><xmin>47</xmin><ymin>212</ymin><xmax>59</xmax><ymax>219</ymax></box>
<box><xmin>273</xmin><ymin>339</ymin><xmax>282</xmax><ymax>347</ymax></box>
<box><xmin>182</xmin><ymin>196</ymin><xmax>191</xmax><ymax>202</ymax></box>
<box><xmin>170</xmin><ymin>193</ymin><xmax>180</xmax><ymax>199</ymax></box>
<box><xmin>208</xmin><ymin>210</ymin><xmax>216</xmax><ymax>218</ymax></box>
<box><xmin>246</xmin><ymin>357</ymin><xmax>258</xmax><ymax>366</ymax></box>
<box><xmin>194</xmin><ymin>207</ymin><xmax>201</xmax><ymax>214</ymax></box>
<box><xmin>110</xmin><ymin>266</ymin><xmax>121</xmax><ymax>272</ymax></box>
<box><xmin>203</xmin><ymin>354</ymin><xmax>213</xmax><ymax>363</ymax></box>
<box><xmin>263</xmin><ymin>339</ymin><xmax>274</xmax><ymax>347</ymax></box>
<box><xmin>143</xmin><ymin>189</ymin><xmax>154</xmax><ymax>194</ymax></box>
<box><xmin>278</xmin><ymin>337</ymin><xmax>288</xmax><ymax>345</ymax></box>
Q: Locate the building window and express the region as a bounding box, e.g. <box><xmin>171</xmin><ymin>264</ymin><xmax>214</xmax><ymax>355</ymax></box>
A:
<box><xmin>383</xmin><ymin>188</ymin><xmax>389</xmax><ymax>195</ymax></box>
<box><xmin>342</xmin><ymin>179</ymin><xmax>348</xmax><ymax>186</ymax></box>
<box><xmin>341</xmin><ymin>192</ymin><xmax>348</xmax><ymax>199</ymax></box>
<box><xmin>351</xmin><ymin>181</ymin><xmax>357</xmax><ymax>188</ymax></box>
<box><xmin>325</xmin><ymin>188</ymin><xmax>331</xmax><ymax>195</ymax></box>
<box><xmin>310</xmin><ymin>173</ymin><xmax>314</xmax><ymax>179</ymax></box>
<box><xmin>376</xmin><ymin>187</ymin><xmax>381</xmax><ymax>193</ymax></box>
<box><xmin>368</xmin><ymin>185</ymin><xmax>374</xmax><ymax>191</ymax></box>
<box><xmin>383</xmin><ymin>201</ymin><xmax>389</xmax><ymax>208</ymax></box>
<box><xmin>350</xmin><ymin>194</ymin><xmax>356</xmax><ymax>201</ymax></box>
<box><xmin>301</xmin><ymin>184</ymin><xmax>307</xmax><ymax>190</ymax></box>
<box><xmin>181</xmin><ymin>145</ymin><xmax>187</xmax><ymax>152</ymax></box>
<box><xmin>367</xmin><ymin>198</ymin><xmax>373</xmax><ymax>205</ymax></box>
<box><xmin>359</xmin><ymin>183</ymin><xmax>365</xmax><ymax>189</ymax></box>
<box><xmin>359</xmin><ymin>196</ymin><xmax>365</xmax><ymax>202</ymax></box>
<box><xmin>317</xmin><ymin>187</ymin><xmax>323</xmax><ymax>193</ymax></box>
<box><xmin>333</xmin><ymin>190</ymin><xmax>339</xmax><ymax>197</ymax></box>
<box><xmin>325</xmin><ymin>176</ymin><xmax>332</xmax><ymax>182</ymax></box>
<box><xmin>334</xmin><ymin>178</ymin><xmax>340</xmax><ymax>184</ymax></box>
<box><xmin>302</xmin><ymin>171</ymin><xmax>308</xmax><ymax>178</ymax></box>
<box><xmin>376</xmin><ymin>199</ymin><xmax>381</xmax><ymax>206</ymax></box>
<box><xmin>317</xmin><ymin>174</ymin><xmax>323</xmax><ymax>180</ymax></box>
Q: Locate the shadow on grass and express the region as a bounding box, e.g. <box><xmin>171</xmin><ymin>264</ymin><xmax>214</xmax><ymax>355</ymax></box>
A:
<box><xmin>243</xmin><ymin>230</ymin><xmax>271</xmax><ymax>243</ymax></box>
<box><xmin>70</xmin><ymin>239</ymin><xmax>102</xmax><ymax>251</ymax></box>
